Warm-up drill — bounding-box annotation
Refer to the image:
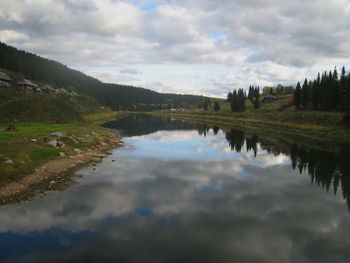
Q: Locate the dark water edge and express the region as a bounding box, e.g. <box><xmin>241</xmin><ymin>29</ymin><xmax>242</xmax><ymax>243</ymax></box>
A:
<box><xmin>0</xmin><ymin>114</ymin><xmax>349</xmax><ymax>263</ymax></box>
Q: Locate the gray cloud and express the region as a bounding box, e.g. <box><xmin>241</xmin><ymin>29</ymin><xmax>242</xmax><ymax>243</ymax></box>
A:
<box><xmin>0</xmin><ymin>0</ymin><xmax>349</xmax><ymax>96</ymax></box>
<box><xmin>119</xmin><ymin>68</ymin><xmax>140</xmax><ymax>74</ymax></box>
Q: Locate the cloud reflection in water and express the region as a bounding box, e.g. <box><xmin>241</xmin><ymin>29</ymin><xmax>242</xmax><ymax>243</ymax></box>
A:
<box><xmin>1</xmin><ymin>117</ymin><xmax>350</xmax><ymax>263</ymax></box>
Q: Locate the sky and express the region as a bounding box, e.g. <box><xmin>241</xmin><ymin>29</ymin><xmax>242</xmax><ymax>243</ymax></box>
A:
<box><xmin>0</xmin><ymin>0</ymin><xmax>350</xmax><ymax>98</ymax></box>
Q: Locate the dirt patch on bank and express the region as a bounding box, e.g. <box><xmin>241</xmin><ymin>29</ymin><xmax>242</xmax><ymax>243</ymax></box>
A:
<box><xmin>0</xmin><ymin>136</ymin><xmax>122</xmax><ymax>205</ymax></box>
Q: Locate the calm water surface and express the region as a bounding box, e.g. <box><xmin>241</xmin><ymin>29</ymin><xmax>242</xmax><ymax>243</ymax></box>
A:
<box><xmin>1</xmin><ymin>114</ymin><xmax>350</xmax><ymax>263</ymax></box>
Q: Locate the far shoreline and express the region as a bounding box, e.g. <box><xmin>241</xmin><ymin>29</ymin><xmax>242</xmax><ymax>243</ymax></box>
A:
<box><xmin>149</xmin><ymin>111</ymin><xmax>350</xmax><ymax>145</ymax></box>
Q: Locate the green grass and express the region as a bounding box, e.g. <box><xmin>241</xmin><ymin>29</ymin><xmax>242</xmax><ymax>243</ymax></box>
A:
<box><xmin>29</xmin><ymin>147</ymin><xmax>61</xmax><ymax>163</ymax></box>
<box><xmin>0</xmin><ymin>85</ymin><xmax>122</xmax><ymax>184</ymax></box>
<box><xmin>0</xmin><ymin>122</ymin><xmax>77</xmax><ymax>182</ymax></box>
<box><xmin>0</xmin><ymin>89</ymin><xmax>102</xmax><ymax>124</ymax></box>
<box><xmin>152</xmin><ymin>96</ymin><xmax>350</xmax><ymax>142</ymax></box>
<box><xmin>83</xmin><ymin>111</ymin><xmax>123</xmax><ymax>122</ymax></box>
<box><xmin>0</xmin><ymin>122</ymin><xmax>78</xmax><ymax>143</ymax></box>
<box><xmin>198</xmin><ymin>95</ymin><xmax>345</xmax><ymax>129</ymax></box>
<box><xmin>0</xmin><ymin>121</ymin><xmax>117</xmax><ymax>184</ymax></box>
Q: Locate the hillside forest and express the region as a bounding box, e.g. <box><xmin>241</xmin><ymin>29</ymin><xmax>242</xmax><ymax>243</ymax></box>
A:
<box><xmin>0</xmin><ymin>42</ymin><xmax>202</xmax><ymax>110</ymax></box>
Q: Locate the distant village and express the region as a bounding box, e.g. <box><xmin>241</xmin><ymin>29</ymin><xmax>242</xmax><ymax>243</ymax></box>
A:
<box><xmin>0</xmin><ymin>71</ymin><xmax>78</xmax><ymax>97</ymax></box>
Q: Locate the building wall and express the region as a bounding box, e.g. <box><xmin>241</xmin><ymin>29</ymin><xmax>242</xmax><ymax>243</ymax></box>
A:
<box><xmin>0</xmin><ymin>80</ymin><xmax>11</xmax><ymax>88</ymax></box>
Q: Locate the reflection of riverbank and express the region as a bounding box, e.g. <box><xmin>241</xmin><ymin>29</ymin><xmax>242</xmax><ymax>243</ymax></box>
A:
<box><xmin>151</xmin><ymin>111</ymin><xmax>350</xmax><ymax>144</ymax></box>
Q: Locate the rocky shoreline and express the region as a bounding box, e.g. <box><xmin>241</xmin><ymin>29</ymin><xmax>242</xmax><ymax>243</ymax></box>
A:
<box><xmin>0</xmin><ymin>134</ymin><xmax>122</xmax><ymax>205</ymax></box>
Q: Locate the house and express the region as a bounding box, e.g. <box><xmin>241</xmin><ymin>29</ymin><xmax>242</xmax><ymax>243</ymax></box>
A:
<box><xmin>69</xmin><ymin>90</ymin><xmax>78</xmax><ymax>97</ymax></box>
<box><xmin>263</xmin><ymin>95</ymin><xmax>278</xmax><ymax>103</ymax></box>
<box><xmin>54</xmin><ymin>88</ymin><xmax>66</xmax><ymax>95</ymax></box>
<box><xmin>0</xmin><ymin>72</ymin><xmax>12</xmax><ymax>88</ymax></box>
<box><xmin>41</xmin><ymin>84</ymin><xmax>56</xmax><ymax>94</ymax></box>
<box><xmin>17</xmin><ymin>79</ymin><xmax>39</xmax><ymax>93</ymax></box>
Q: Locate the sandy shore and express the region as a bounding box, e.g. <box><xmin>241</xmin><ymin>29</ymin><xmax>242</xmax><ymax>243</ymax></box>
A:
<box><xmin>0</xmin><ymin>136</ymin><xmax>121</xmax><ymax>205</ymax></box>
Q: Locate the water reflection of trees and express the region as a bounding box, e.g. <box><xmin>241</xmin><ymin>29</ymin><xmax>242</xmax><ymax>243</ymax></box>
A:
<box><xmin>225</xmin><ymin>129</ymin><xmax>245</xmax><ymax>153</ymax></box>
<box><xmin>223</xmin><ymin>127</ymin><xmax>350</xmax><ymax>211</ymax></box>
<box><xmin>107</xmin><ymin>115</ymin><xmax>350</xmax><ymax>211</ymax></box>
<box><xmin>289</xmin><ymin>145</ymin><xmax>350</xmax><ymax>210</ymax></box>
<box><xmin>103</xmin><ymin>115</ymin><xmax>200</xmax><ymax>136</ymax></box>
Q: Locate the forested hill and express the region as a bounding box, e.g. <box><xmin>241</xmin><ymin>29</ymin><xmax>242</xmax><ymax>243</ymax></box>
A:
<box><xmin>0</xmin><ymin>42</ymin><xmax>201</xmax><ymax>110</ymax></box>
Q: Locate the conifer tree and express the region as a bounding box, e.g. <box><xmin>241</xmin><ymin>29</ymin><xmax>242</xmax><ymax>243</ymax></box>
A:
<box><xmin>247</xmin><ymin>86</ymin><xmax>260</xmax><ymax>109</ymax></box>
<box><xmin>294</xmin><ymin>82</ymin><xmax>302</xmax><ymax>109</ymax></box>
<box><xmin>213</xmin><ymin>101</ymin><xmax>220</xmax><ymax>111</ymax></box>
<box><xmin>340</xmin><ymin>66</ymin><xmax>346</xmax><ymax>110</ymax></box>
<box><xmin>204</xmin><ymin>98</ymin><xmax>208</xmax><ymax>111</ymax></box>
<box><xmin>331</xmin><ymin>67</ymin><xmax>340</xmax><ymax>110</ymax></box>
<box><xmin>344</xmin><ymin>73</ymin><xmax>350</xmax><ymax>127</ymax></box>
<box><xmin>238</xmin><ymin>88</ymin><xmax>246</xmax><ymax>111</ymax></box>
<box><xmin>248</xmin><ymin>86</ymin><xmax>253</xmax><ymax>100</ymax></box>
<box><xmin>347</xmin><ymin>73</ymin><xmax>350</xmax><ymax>106</ymax></box>
<box><xmin>325</xmin><ymin>71</ymin><xmax>333</xmax><ymax>110</ymax></box>
<box><xmin>227</xmin><ymin>92</ymin><xmax>233</xmax><ymax>102</ymax></box>
<box><xmin>230</xmin><ymin>90</ymin><xmax>237</xmax><ymax>112</ymax></box>
<box><xmin>254</xmin><ymin>86</ymin><xmax>260</xmax><ymax>109</ymax></box>
<box><xmin>301</xmin><ymin>78</ymin><xmax>309</xmax><ymax>108</ymax></box>
<box><xmin>229</xmin><ymin>88</ymin><xmax>247</xmax><ymax>112</ymax></box>
<box><xmin>311</xmin><ymin>73</ymin><xmax>320</xmax><ymax>109</ymax></box>
<box><xmin>319</xmin><ymin>72</ymin><xmax>327</xmax><ymax>110</ymax></box>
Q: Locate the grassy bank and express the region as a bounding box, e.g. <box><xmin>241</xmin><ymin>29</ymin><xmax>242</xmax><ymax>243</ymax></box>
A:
<box><xmin>0</xmin><ymin>111</ymin><xmax>123</xmax><ymax>184</ymax></box>
<box><xmin>0</xmin><ymin>88</ymin><xmax>102</xmax><ymax>123</ymax></box>
<box><xmin>151</xmin><ymin>102</ymin><xmax>350</xmax><ymax>143</ymax></box>
<box><xmin>0</xmin><ymin>84</ymin><xmax>124</xmax><ymax>185</ymax></box>
<box><xmin>83</xmin><ymin>111</ymin><xmax>124</xmax><ymax>123</ymax></box>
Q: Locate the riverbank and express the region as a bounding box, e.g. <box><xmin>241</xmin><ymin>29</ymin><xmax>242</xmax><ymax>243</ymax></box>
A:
<box><xmin>150</xmin><ymin>110</ymin><xmax>350</xmax><ymax>144</ymax></box>
<box><xmin>0</xmin><ymin>111</ymin><xmax>123</xmax><ymax>204</ymax></box>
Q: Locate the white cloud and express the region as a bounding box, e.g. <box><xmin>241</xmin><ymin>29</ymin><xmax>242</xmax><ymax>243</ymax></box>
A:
<box><xmin>0</xmin><ymin>30</ymin><xmax>28</xmax><ymax>42</ymax></box>
<box><xmin>0</xmin><ymin>0</ymin><xmax>350</xmax><ymax>97</ymax></box>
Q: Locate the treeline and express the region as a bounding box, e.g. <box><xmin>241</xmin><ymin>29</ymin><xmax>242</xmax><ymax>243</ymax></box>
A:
<box><xmin>201</xmin><ymin>97</ymin><xmax>221</xmax><ymax>111</ymax></box>
<box><xmin>227</xmin><ymin>89</ymin><xmax>247</xmax><ymax>112</ymax></box>
<box><xmin>227</xmin><ymin>89</ymin><xmax>246</xmax><ymax>112</ymax></box>
<box><xmin>293</xmin><ymin>67</ymin><xmax>350</xmax><ymax>126</ymax></box>
<box><xmin>131</xmin><ymin>103</ymin><xmax>194</xmax><ymax>112</ymax></box>
<box><xmin>294</xmin><ymin>67</ymin><xmax>350</xmax><ymax>111</ymax></box>
<box><xmin>248</xmin><ymin>86</ymin><xmax>260</xmax><ymax>109</ymax></box>
<box><xmin>0</xmin><ymin>42</ymin><xmax>201</xmax><ymax>110</ymax></box>
<box><xmin>227</xmin><ymin>86</ymin><xmax>261</xmax><ymax>112</ymax></box>
<box><xmin>263</xmin><ymin>84</ymin><xmax>294</xmax><ymax>95</ymax></box>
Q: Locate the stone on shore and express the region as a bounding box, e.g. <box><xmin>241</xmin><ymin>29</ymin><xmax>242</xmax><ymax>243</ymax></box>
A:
<box><xmin>48</xmin><ymin>140</ymin><xmax>65</xmax><ymax>148</ymax></box>
<box><xmin>48</xmin><ymin>140</ymin><xmax>58</xmax><ymax>147</ymax></box>
<box><xmin>51</xmin><ymin>132</ymin><xmax>65</xmax><ymax>138</ymax></box>
<box><xmin>95</xmin><ymin>153</ymin><xmax>108</xmax><ymax>158</ymax></box>
<box><xmin>4</xmin><ymin>159</ymin><xmax>13</xmax><ymax>165</ymax></box>
<box><xmin>57</xmin><ymin>141</ymin><xmax>65</xmax><ymax>148</ymax></box>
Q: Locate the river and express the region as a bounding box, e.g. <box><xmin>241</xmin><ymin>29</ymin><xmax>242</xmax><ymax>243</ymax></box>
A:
<box><xmin>1</xmin><ymin>114</ymin><xmax>350</xmax><ymax>263</ymax></box>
